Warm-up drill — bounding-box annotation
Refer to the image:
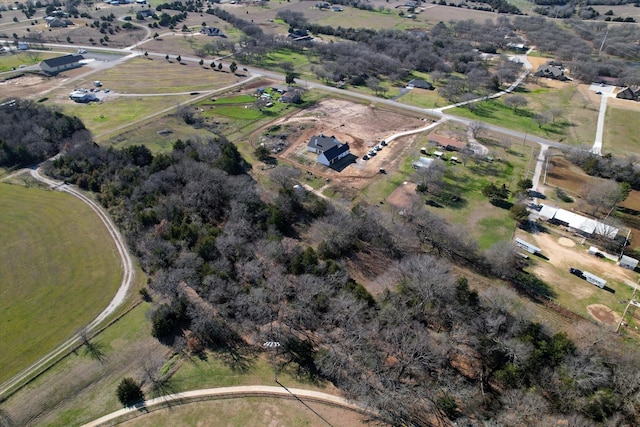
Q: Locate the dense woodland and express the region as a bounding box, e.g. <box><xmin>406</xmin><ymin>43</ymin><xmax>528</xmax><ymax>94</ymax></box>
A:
<box><xmin>16</xmin><ymin>103</ymin><xmax>634</xmax><ymax>425</ymax></box>
<box><xmin>210</xmin><ymin>8</ymin><xmax>640</xmax><ymax>92</ymax></box>
<box><xmin>0</xmin><ymin>100</ymin><xmax>88</xmax><ymax>168</ymax></box>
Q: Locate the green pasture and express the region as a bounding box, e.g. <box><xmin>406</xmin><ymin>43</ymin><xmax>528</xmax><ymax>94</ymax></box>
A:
<box><xmin>104</xmin><ymin>115</ymin><xmax>215</xmax><ymax>153</ymax></box>
<box><xmin>0</xmin><ymin>183</ymin><xmax>121</xmax><ymax>383</ymax></box>
<box><xmin>315</xmin><ymin>7</ymin><xmax>419</xmax><ymax>31</ymax></box>
<box><xmin>545</xmin><ymin>266</ymin><xmax>634</xmax><ymax>320</ymax></box>
<box><xmin>448</xmin><ymin>83</ymin><xmax>598</xmax><ymax>144</ymax></box>
<box><xmin>59</xmin><ymin>95</ymin><xmax>192</xmax><ymax>139</ymax></box>
<box><xmin>84</xmin><ymin>57</ymin><xmax>238</xmax><ymax>94</ymax></box>
<box><xmin>604</xmin><ymin>105</ymin><xmax>640</xmax><ymax>156</ymax></box>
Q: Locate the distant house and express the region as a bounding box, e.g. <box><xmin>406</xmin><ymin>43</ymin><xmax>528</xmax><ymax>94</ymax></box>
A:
<box><xmin>46</xmin><ymin>17</ymin><xmax>73</xmax><ymax>28</ymax></box>
<box><xmin>307</xmin><ymin>134</ymin><xmax>350</xmax><ymax>166</ymax></box>
<box><xmin>137</xmin><ymin>9</ymin><xmax>154</xmax><ymax>18</ymax></box>
<box><xmin>281</xmin><ymin>89</ymin><xmax>302</xmax><ymax>104</ymax></box>
<box><xmin>534</xmin><ymin>61</ymin><xmax>569</xmax><ymax>81</ymax></box>
<box><xmin>407</xmin><ymin>79</ymin><xmax>434</xmax><ymax>90</ymax></box>
<box><xmin>616</xmin><ymin>87</ymin><xmax>640</xmax><ymax>101</ymax></box>
<box><xmin>428</xmin><ymin>134</ymin><xmax>468</xmax><ymax>152</ymax></box>
<box><xmin>316</xmin><ymin>2</ymin><xmax>331</xmax><ymax>9</ymax></box>
<box><xmin>40</xmin><ymin>54</ymin><xmax>84</xmax><ymax>74</ymax></box>
<box><xmin>200</xmin><ymin>27</ymin><xmax>226</xmax><ymax>37</ymax></box>
<box><xmin>288</xmin><ymin>29</ymin><xmax>313</xmax><ymax>41</ymax></box>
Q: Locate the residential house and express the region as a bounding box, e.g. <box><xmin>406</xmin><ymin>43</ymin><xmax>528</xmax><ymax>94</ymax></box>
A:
<box><xmin>40</xmin><ymin>54</ymin><xmax>84</xmax><ymax>74</ymax></box>
<box><xmin>407</xmin><ymin>79</ymin><xmax>434</xmax><ymax>90</ymax></box>
<box><xmin>616</xmin><ymin>87</ymin><xmax>640</xmax><ymax>101</ymax></box>
<box><xmin>288</xmin><ymin>29</ymin><xmax>313</xmax><ymax>41</ymax></box>
<box><xmin>428</xmin><ymin>134</ymin><xmax>468</xmax><ymax>152</ymax></box>
<box><xmin>69</xmin><ymin>90</ymin><xmax>96</xmax><ymax>103</ymax></box>
<box><xmin>137</xmin><ymin>9</ymin><xmax>154</xmax><ymax>18</ymax></box>
<box><xmin>45</xmin><ymin>17</ymin><xmax>73</xmax><ymax>28</ymax></box>
<box><xmin>281</xmin><ymin>89</ymin><xmax>302</xmax><ymax>104</ymax></box>
<box><xmin>307</xmin><ymin>134</ymin><xmax>350</xmax><ymax>166</ymax></box>
<box><xmin>534</xmin><ymin>61</ymin><xmax>569</xmax><ymax>81</ymax></box>
<box><xmin>200</xmin><ymin>27</ymin><xmax>226</xmax><ymax>37</ymax></box>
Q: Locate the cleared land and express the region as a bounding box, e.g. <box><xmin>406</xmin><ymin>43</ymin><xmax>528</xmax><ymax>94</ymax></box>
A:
<box><xmin>0</xmin><ymin>182</ymin><xmax>121</xmax><ymax>383</ymax></box>
<box><xmin>604</xmin><ymin>101</ymin><xmax>640</xmax><ymax>156</ymax></box>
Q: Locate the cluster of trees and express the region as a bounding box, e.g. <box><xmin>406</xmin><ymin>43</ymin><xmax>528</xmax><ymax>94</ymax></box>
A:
<box><xmin>156</xmin><ymin>0</ymin><xmax>203</xmax><ymax>13</ymax></box>
<box><xmin>0</xmin><ymin>100</ymin><xmax>87</xmax><ymax>168</ymax></box>
<box><xmin>42</xmin><ymin>130</ymin><xmax>640</xmax><ymax>424</ymax></box>
<box><xmin>206</xmin><ymin>7</ymin><xmax>263</xmax><ymax>38</ymax></box>
<box><xmin>565</xmin><ymin>148</ymin><xmax>640</xmax><ymax>190</ymax></box>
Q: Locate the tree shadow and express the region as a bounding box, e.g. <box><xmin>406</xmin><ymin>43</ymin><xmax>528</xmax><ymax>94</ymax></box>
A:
<box><xmin>489</xmin><ymin>199</ymin><xmax>513</xmax><ymax>210</ymax></box>
<box><xmin>512</xmin><ymin>271</ymin><xmax>557</xmax><ymax>300</ymax></box>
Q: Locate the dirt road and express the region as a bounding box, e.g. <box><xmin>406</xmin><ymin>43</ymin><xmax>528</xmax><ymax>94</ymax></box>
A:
<box><xmin>82</xmin><ymin>385</ymin><xmax>374</xmax><ymax>427</ymax></box>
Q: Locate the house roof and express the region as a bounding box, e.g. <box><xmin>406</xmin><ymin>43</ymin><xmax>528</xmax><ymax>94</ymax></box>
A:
<box><xmin>412</xmin><ymin>156</ymin><xmax>434</xmax><ymax>169</ymax></box>
<box><xmin>428</xmin><ymin>134</ymin><xmax>465</xmax><ymax>150</ymax></box>
<box><xmin>320</xmin><ymin>143</ymin><xmax>349</xmax><ymax>161</ymax></box>
<box><xmin>41</xmin><ymin>54</ymin><xmax>83</xmax><ymax>68</ymax></box>
<box><xmin>308</xmin><ymin>134</ymin><xmax>340</xmax><ymax>152</ymax></box>
<box><xmin>408</xmin><ymin>79</ymin><xmax>433</xmax><ymax>89</ymax></box>
<box><xmin>538</xmin><ymin>204</ymin><xmax>619</xmax><ymax>238</ymax></box>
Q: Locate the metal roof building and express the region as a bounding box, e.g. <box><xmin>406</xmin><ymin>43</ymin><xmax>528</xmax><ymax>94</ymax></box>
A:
<box><xmin>537</xmin><ymin>205</ymin><xmax>618</xmax><ymax>239</ymax></box>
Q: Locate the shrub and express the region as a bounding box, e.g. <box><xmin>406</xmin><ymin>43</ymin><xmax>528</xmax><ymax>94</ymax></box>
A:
<box><xmin>115</xmin><ymin>377</ymin><xmax>144</xmax><ymax>407</ymax></box>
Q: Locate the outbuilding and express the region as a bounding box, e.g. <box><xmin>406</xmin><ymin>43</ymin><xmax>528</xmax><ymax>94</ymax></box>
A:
<box><xmin>514</xmin><ymin>238</ymin><xmax>541</xmax><ymax>255</ymax></box>
<box><xmin>619</xmin><ymin>255</ymin><xmax>639</xmax><ymax>271</ymax></box>
<box><xmin>40</xmin><ymin>54</ymin><xmax>84</xmax><ymax>74</ymax></box>
<box><xmin>583</xmin><ymin>271</ymin><xmax>607</xmax><ymax>288</ymax></box>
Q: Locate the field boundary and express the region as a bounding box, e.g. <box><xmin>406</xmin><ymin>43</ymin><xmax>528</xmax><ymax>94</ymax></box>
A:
<box><xmin>82</xmin><ymin>385</ymin><xmax>379</xmax><ymax>427</ymax></box>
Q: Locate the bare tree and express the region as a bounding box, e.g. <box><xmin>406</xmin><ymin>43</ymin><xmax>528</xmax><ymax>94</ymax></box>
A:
<box><xmin>582</xmin><ymin>179</ymin><xmax>623</xmax><ymax>216</ymax></box>
<box><xmin>78</xmin><ymin>327</ymin><xmax>105</xmax><ymax>362</ymax></box>
<box><xmin>485</xmin><ymin>241</ymin><xmax>521</xmax><ymax>280</ymax></box>
<box><xmin>534</xmin><ymin>112</ymin><xmax>551</xmax><ymax>128</ymax></box>
<box><xmin>504</xmin><ymin>95</ymin><xmax>528</xmax><ymax>112</ymax></box>
<box><xmin>469</xmin><ymin>121</ymin><xmax>486</xmax><ymax>139</ymax></box>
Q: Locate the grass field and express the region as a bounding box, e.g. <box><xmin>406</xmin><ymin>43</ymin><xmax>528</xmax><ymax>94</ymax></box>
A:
<box><xmin>81</xmin><ymin>57</ymin><xmax>239</xmax><ymax>94</ymax></box>
<box><xmin>0</xmin><ymin>183</ymin><xmax>121</xmax><ymax>383</ymax></box>
<box><xmin>58</xmin><ymin>94</ymin><xmax>192</xmax><ymax>139</ymax></box>
<box><xmin>604</xmin><ymin>105</ymin><xmax>640</xmax><ymax>156</ymax></box>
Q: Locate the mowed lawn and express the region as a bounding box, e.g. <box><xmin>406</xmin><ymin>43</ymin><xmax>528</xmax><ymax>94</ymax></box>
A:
<box><xmin>0</xmin><ymin>184</ymin><xmax>121</xmax><ymax>383</ymax></box>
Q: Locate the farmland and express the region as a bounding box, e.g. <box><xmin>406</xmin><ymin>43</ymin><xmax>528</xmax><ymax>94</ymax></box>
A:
<box><xmin>0</xmin><ymin>182</ymin><xmax>121</xmax><ymax>383</ymax></box>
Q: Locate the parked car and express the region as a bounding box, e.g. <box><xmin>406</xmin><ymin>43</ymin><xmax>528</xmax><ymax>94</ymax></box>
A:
<box><xmin>569</xmin><ymin>267</ymin><xmax>583</xmax><ymax>277</ymax></box>
<box><xmin>381</xmin><ymin>140</ymin><xmax>387</xmax><ymax>146</ymax></box>
<box><xmin>362</xmin><ymin>155</ymin><xmax>369</xmax><ymax>160</ymax></box>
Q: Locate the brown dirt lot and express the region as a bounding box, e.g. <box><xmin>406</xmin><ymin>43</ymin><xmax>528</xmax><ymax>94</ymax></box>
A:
<box><xmin>587</xmin><ymin>304</ymin><xmax>620</xmax><ymax>327</ymax></box>
<box><xmin>271</xmin><ymin>99</ymin><xmax>426</xmax><ymax>187</ymax></box>
<box><xmin>386</xmin><ymin>181</ymin><xmax>418</xmax><ymax>210</ymax></box>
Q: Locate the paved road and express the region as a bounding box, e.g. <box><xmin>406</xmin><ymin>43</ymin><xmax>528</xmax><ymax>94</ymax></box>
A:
<box><xmin>0</xmin><ymin>167</ymin><xmax>135</xmax><ymax>400</ymax></box>
<box><xmin>82</xmin><ymin>385</ymin><xmax>370</xmax><ymax>427</ymax></box>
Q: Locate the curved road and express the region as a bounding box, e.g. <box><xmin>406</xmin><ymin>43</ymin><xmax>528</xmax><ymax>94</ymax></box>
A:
<box><xmin>0</xmin><ymin>167</ymin><xmax>135</xmax><ymax>399</ymax></box>
<box><xmin>82</xmin><ymin>385</ymin><xmax>372</xmax><ymax>427</ymax></box>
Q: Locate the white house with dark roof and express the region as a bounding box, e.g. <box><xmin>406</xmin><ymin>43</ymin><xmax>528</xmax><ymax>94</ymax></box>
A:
<box><xmin>40</xmin><ymin>54</ymin><xmax>84</xmax><ymax>74</ymax></box>
<box><xmin>307</xmin><ymin>134</ymin><xmax>350</xmax><ymax>166</ymax></box>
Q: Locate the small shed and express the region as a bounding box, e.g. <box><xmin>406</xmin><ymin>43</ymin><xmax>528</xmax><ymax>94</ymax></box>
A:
<box><xmin>619</xmin><ymin>255</ymin><xmax>639</xmax><ymax>271</ymax></box>
<box><xmin>583</xmin><ymin>271</ymin><xmax>606</xmax><ymax>288</ymax></box>
<box><xmin>514</xmin><ymin>238</ymin><xmax>541</xmax><ymax>255</ymax></box>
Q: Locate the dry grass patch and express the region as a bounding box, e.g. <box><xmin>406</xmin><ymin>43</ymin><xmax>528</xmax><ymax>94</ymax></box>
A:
<box><xmin>86</xmin><ymin>57</ymin><xmax>239</xmax><ymax>94</ymax></box>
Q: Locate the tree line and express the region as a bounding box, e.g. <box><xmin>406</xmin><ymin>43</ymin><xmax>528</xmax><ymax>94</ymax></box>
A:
<box><xmin>34</xmin><ymin>116</ymin><xmax>640</xmax><ymax>425</ymax></box>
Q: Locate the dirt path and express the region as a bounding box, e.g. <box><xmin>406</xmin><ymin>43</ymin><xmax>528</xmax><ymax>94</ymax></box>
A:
<box><xmin>82</xmin><ymin>385</ymin><xmax>377</xmax><ymax>427</ymax></box>
<box><xmin>0</xmin><ymin>167</ymin><xmax>135</xmax><ymax>400</ymax></box>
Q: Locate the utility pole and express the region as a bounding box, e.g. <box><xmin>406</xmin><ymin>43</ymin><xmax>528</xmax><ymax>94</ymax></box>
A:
<box><xmin>263</xmin><ymin>341</ymin><xmax>281</xmax><ymax>381</ymax></box>
<box><xmin>598</xmin><ymin>30</ymin><xmax>609</xmax><ymax>57</ymax></box>
<box><xmin>617</xmin><ymin>285</ymin><xmax>638</xmax><ymax>333</ymax></box>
